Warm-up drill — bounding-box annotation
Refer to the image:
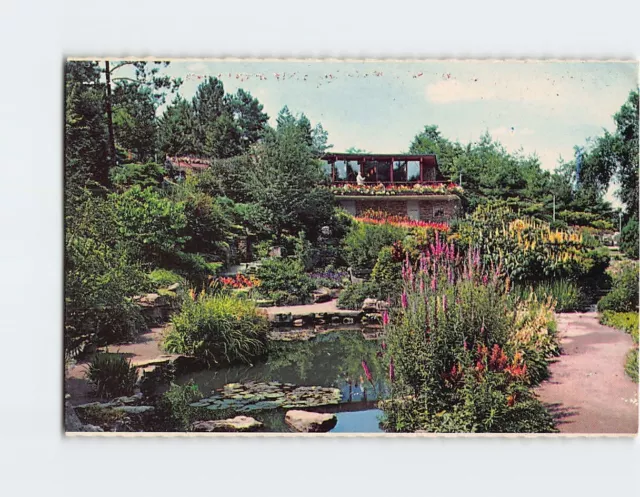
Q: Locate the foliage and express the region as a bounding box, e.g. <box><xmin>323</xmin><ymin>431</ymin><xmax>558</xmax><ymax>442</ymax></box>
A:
<box><xmin>255</xmin><ymin>258</ymin><xmax>316</xmax><ymax>305</ymax></box>
<box><xmin>597</xmin><ymin>262</ymin><xmax>639</xmax><ymax>313</ymax></box>
<box><xmin>343</xmin><ymin>221</ymin><xmax>406</xmax><ymax>271</ymax></box>
<box><xmin>370</xmin><ymin>246</ymin><xmax>403</xmax><ymax>297</ymax></box>
<box><xmin>109</xmin><ymin>162</ymin><xmax>166</xmax><ymax>190</ymax></box>
<box><xmin>625</xmin><ymin>349</ymin><xmax>639</xmax><ymax>383</ymax></box>
<box><xmin>86</xmin><ymin>353</ymin><xmax>138</xmax><ymax>398</ymax></box>
<box><xmin>158</xmin><ymin>77</ymin><xmax>268</xmax><ymax>158</ymax></box>
<box><xmin>509</xmin><ymin>295</ymin><xmax>559</xmax><ymax>384</ymax></box>
<box><xmin>245</xmin><ymin>123</ymin><xmax>335</xmax><ymax>240</ymax></box>
<box><xmin>600</xmin><ymin>311</ymin><xmax>639</xmax><ymax>383</ymax></box>
<box><xmin>455</xmin><ymin>204</ymin><xmax>609</xmax><ymax>283</ymax></box>
<box><xmin>512</xmin><ymin>280</ymin><xmax>585</xmax><ymax>313</ymax></box>
<box><xmin>380</xmin><ymin>238</ymin><xmax>556</xmax><ymax>433</ymax></box>
<box><xmin>148</xmin><ymin>269</ymin><xmax>183</xmax><ymax>288</ymax></box>
<box><xmin>65</xmin><ymin>61</ymin><xmax>110</xmax><ymax>186</ymax></box>
<box><xmin>65</xmin><ymin>192</ymin><xmax>148</xmax><ymax>350</ymax></box>
<box><xmin>599</xmin><ymin>311</ymin><xmax>639</xmax><ymax>343</ymax></box>
<box><xmin>167</xmin><ymin>173</ymin><xmax>237</xmax><ymax>258</ymax></box>
<box><xmin>337</xmin><ymin>281</ymin><xmax>385</xmax><ymax>310</ymax></box>
<box><xmin>620</xmin><ymin>216</ymin><xmax>639</xmax><ymax>259</ymax></box>
<box><xmin>109</xmin><ymin>185</ymin><xmax>188</xmax><ymax>264</ymax></box>
<box><xmin>309</xmin><ymin>269</ymin><xmax>349</xmax><ymax>289</ymax></box>
<box><xmin>164</xmin><ymin>251</ymin><xmax>222</xmax><ymax>287</ymax></box>
<box><xmin>155</xmin><ymin>381</ymin><xmax>203</xmax><ymax>431</ymax></box>
<box><xmin>165</xmin><ymin>293</ymin><xmax>268</xmax><ymax>365</ymax></box>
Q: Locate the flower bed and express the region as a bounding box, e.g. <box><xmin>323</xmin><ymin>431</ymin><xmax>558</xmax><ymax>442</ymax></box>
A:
<box><xmin>329</xmin><ymin>182</ymin><xmax>463</xmax><ymax>196</ymax></box>
<box><xmin>217</xmin><ymin>274</ymin><xmax>260</xmax><ymax>289</ymax></box>
<box><xmin>355</xmin><ymin>209</ymin><xmax>450</xmax><ymax>232</ymax></box>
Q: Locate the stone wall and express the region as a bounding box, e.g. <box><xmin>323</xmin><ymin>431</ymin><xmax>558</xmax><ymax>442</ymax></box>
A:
<box><xmin>337</xmin><ymin>195</ymin><xmax>461</xmax><ymax>223</ymax></box>
<box><xmin>418</xmin><ymin>196</ymin><xmax>462</xmax><ymax>222</ymax></box>
<box><xmin>354</xmin><ymin>200</ymin><xmax>407</xmax><ymax>217</ymax></box>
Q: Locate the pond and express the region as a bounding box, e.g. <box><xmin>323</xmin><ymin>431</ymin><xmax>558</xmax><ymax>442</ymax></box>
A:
<box><xmin>174</xmin><ymin>330</ymin><xmax>390</xmax><ymax>433</ymax></box>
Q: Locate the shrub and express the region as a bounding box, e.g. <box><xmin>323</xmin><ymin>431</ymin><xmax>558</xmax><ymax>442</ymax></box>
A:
<box><xmin>625</xmin><ymin>349</ymin><xmax>638</xmax><ymax>383</ymax></box>
<box><xmin>380</xmin><ymin>238</ymin><xmax>556</xmax><ymax>433</ymax></box>
<box><xmin>155</xmin><ymin>381</ymin><xmax>203</xmax><ymax>431</ymax></box>
<box><xmin>597</xmin><ymin>262</ymin><xmax>639</xmax><ymax>313</ymax></box>
<box><xmin>343</xmin><ymin>221</ymin><xmax>406</xmax><ymax>271</ymax></box>
<box><xmin>109</xmin><ymin>162</ymin><xmax>166</xmax><ymax>190</ymax></box>
<box><xmin>165</xmin><ymin>293</ymin><xmax>269</xmax><ymax>365</ymax></box>
<box><xmin>512</xmin><ymin>280</ymin><xmax>585</xmax><ymax>313</ymax></box>
<box><xmin>337</xmin><ymin>281</ymin><xmax>384</xmax><ymax>310</ymax></box>
<box><xmin>599</xmin><ymin>311</ymin><xmax>639</xmax><ymax>384</ymax></box>
<box><xmin>599</xmin><ymin>311</ymin><xmax>639</xmax><ymax>344</ymax></box>
<box><xmin>371</xmin><ymin>246</ymin><xmax>403</xmax><ymax>297</ymax></box>
<box><xmin>86</xmin><ymin>353</ymin><xmax>138</xmax><ymax>399</ymax></box>
<box><xmin>165</xmin><ymin>251</ymin><xmax>222</xmax><ymax>288</ymax></box>
<box><xmin>110</xmin><ymin>185</ymin><xmax>188</xmax><ymax>265</ymax></box>
<box><xmin>148</xmin><ymin>269</ymin><xmax>183</xmax><ymax>289</ymax></box>
<box><xmin>310</xmin><ymin>268</ymin><xmax>349</xmax><ymax>289</ymax></box>
<box><xmin>620</xmin><ymin>217</ymin><xmax>639</xmax><ymax>260</ymax></box>
<box><xmin>65</xmin><ymin>235</ymin><xmax>147</xmax><ymax>350</ymax></box>
<box><xmin>455</xmin><ymin>204</ymin><xmax>609</xmax><ymax>283</ymax></box>
<box><xmin>255</xmin><ymin>257</ymin><xmax>316</xmax><ymax>305</ymax></box>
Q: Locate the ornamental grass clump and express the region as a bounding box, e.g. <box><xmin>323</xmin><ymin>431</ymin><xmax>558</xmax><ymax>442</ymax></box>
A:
<box><xmin>86</xmin><ymin>352</ymin><xmax>138</xmax><ymax>399</ymax></box>
<box><xmin>165</xmin><ymin>292</ymin><xmax>269</xmax><ymax>366</ymax></box>
<box><xmin>381</xmin><ymin>233</ymin><xmax>556</xmax><ymax>433</ymax></box>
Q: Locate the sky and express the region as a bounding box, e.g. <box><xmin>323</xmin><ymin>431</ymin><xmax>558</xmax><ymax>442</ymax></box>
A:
<box><xmin>132</xmin><ymin>59</ymin><xmax>637</xmax><ymax>204</ymax></box>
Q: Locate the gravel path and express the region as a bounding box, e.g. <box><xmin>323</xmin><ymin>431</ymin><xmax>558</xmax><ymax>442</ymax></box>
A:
<box><xmin>536</xmin><ymin>312</ymin><xmax>638</xmax><ymax>435</ymax></box>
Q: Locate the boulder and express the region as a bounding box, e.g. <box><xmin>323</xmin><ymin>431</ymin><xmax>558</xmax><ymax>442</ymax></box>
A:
<box><xmin>362</xmin><ymin>298</ymin><xmax>378</xmax><ymax>312</ymax></box>
<box><xmin>191</xmin><ymin>416</ymin><xmax>263</xmax><ymax>432</ymax></box>
<box><xmin>312</xmin><ymin>287</ymin><xmax>332</xmax><ymax>303</ymax></box>
<box><xmin>113</xmin><ymin>405</ymin><xmax>155</xmax><ymax>414</ymax></box>
<box><xmin>284</xmin><ymin>410</ymin><xmax>337</xmax><ymax>433</ymax></box>
<box><xmin>64</xmin><ymin>401</ymin><xmax>104</xmax><ymax>432</ymax></box>
<box><xmin>143</xmin><ymin>293</ymin><xmax>160</xmax><ymax>304</ymax></box>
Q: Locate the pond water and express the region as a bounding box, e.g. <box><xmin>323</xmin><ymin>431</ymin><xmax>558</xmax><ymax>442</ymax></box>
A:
<box><xmin>174</xmin><ymin>330</ymin><xmax>390</xmax><ymax>433</ymax></box>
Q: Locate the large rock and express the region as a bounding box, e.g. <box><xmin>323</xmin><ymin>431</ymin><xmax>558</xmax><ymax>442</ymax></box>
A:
<box><xmin>191</xmin><ymin>416</ymin><xmax>263</xmax><ymax>432</ymax></box>
<box><xmin>113</xmin><ymin>405</ymin><xmax>154</xmax><ymax>414</ymax></box>
<box><xmin>312</xmin><ymin>287</ymin><xmax>332</xmax><ymax>303</ymax></box>
<box><xmin>285</xmin><ymin>410</ymin><xmax>337</xmax><ymax>433</ymax></box>
<box><xmin>362</xmin><ymin>298</ymin><xmax>378</xmax><ymax>312</ymax></box>
<box><xmin>64</xmin><ymin>401</ymin><xmax>103</xmax><ymax>432</ymax></box>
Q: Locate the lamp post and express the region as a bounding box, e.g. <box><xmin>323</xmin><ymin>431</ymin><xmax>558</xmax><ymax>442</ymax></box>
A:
<box><xmin>619</xmin><ymin>211</ymin><xmax>623</xmax><ymax>235</ymax></box>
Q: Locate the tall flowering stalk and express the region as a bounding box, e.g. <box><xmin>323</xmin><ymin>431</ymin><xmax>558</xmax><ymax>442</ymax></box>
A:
<box><xmin>380</xmin><ymin>241</ymin><xmax>555</xmax><ymax>433</ymax></box>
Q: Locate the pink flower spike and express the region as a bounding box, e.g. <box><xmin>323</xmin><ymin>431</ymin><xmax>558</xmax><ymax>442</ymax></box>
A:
<box><xmin>431</xmin><ymin>277</ymin><xmax>437</xmax><ymax>291</ymax></box>
<box><xmin>442</xmin><ymin>294</ymin><xmax>447</xmax><ymax>313</ymax></box>
<box><xmin>401</xmin><ymin>292</ymin><xmax>408</xmax><ymax>309</ymax></box>
<box><xmin>382</xmin><ymin>310</ymin><xmax>389</xmax><ymax>326</ymax></box>
<box><xmin>361</xmin><ymin>360</ymin><xmax>373</xmax><ymax>383</ymax></box>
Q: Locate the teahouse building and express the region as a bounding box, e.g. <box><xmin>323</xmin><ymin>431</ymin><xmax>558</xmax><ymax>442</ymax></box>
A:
<box><xmin>321</xmin><ymin>153</ymin><xmax>462</xmax><ymax>222</ymax></box>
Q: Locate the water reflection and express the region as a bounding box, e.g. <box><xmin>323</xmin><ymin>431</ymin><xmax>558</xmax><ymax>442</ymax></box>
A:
<box><xmin>176</xmin><ymin>330</ymin><xmax>390</xmax><ymax>405</ymax></box>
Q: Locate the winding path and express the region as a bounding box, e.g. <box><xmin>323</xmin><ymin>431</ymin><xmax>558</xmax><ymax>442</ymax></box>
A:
<box><xmin>536</xmin><ymin>312</ymin><xmax>638</xmax><ymax>434</ymax></box>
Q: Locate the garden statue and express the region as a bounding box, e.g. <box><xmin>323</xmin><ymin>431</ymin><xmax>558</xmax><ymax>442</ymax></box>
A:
<box><xmin>356</xmin><ymin>171</ymin><xmax>365</xmax><ymax>185</ymax></box>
